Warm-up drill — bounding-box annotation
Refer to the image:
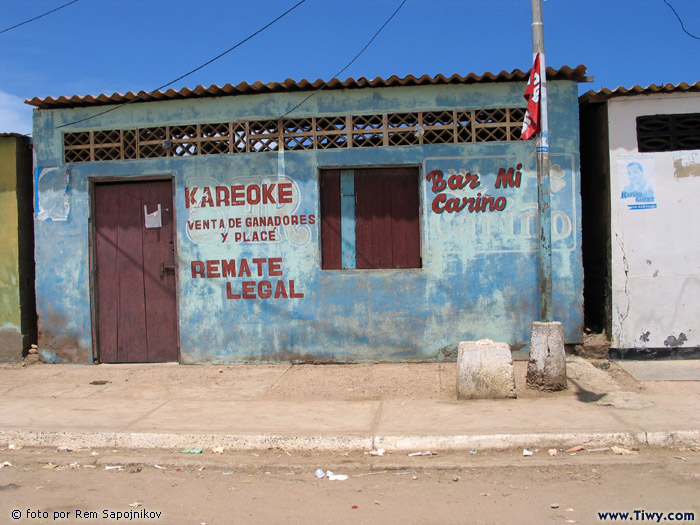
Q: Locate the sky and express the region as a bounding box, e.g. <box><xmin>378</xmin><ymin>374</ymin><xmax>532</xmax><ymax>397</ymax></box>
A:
<box><xmin>1</xmin><ymin>0</ymin><xmax>699</xmax><ymax>135</ymax></box>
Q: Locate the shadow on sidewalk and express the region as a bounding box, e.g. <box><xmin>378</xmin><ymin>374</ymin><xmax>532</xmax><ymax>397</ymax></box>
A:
<box><xmin>568</xmin><ymin>378</ymin><xmax>606</xmax><ymax>403</ymax></box>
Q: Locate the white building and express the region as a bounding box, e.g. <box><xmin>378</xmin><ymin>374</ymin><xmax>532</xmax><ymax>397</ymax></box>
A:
<box><xmin>580</xmin><ymin>82</ymin><xmax>700</xmax><ymax>358</ymax></box>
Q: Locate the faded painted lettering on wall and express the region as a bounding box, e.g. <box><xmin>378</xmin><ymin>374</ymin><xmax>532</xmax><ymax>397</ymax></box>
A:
<box><xmin>186</xmin><ymin>174</ymin><xmax>309</xmax><ymax>301</ymax></box>
<box><xmin>424</xmin><ymin>155</ymin><xmax>577</xmax><ymax>254</ymax></box>
<box><xmin>185</xmin><ymin>175</ymin><xmax>313</xmax><ymax>245</ymax></box>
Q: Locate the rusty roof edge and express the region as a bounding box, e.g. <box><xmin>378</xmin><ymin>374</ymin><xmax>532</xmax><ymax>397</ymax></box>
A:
<box><xmin>25</xmin><ymin>65</ymin><xmax>587</xmax><ymax>110</ymax></box>
<box><xmin>580</xmin><ymin>80</ymin><xmax>700</xmax><ymax>104</ymax></box>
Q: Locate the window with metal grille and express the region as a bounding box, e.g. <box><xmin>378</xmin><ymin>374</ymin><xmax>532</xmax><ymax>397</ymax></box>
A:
<box><xmin>320</xmin><ymin>167</ymin><xmax>421</xmax><ymax>270</ymax></box>
<box><xmin>636</xmin><ymin>113</ymin><xmax>700</xmax><ymax>152</ymax></box>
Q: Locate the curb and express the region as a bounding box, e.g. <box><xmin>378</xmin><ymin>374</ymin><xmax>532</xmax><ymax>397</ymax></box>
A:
<box><xmin>374</xmin><ymin>430</ymin><xmax>700</xmax><ymax>451</ymax></box>
<box><xmin>2</xmin><ymin>430</ymin><xmax>699</xmax><ymax>452</ymax></box>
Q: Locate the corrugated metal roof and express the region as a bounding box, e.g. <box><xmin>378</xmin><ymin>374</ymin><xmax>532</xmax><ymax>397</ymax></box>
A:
<box><xmin>580</xmin><ymin>80</ymin><xmax>700</xmax><ymax>103</ymax></box>
<box><xmin>26</xmin><ymin>66</ymin><xmax>588</xmax><ymax>110</ymax></box>
<box><xmin>0</xmin><ymin>132</ymin><xmax>29</xmax><ymax>138</ymax></box>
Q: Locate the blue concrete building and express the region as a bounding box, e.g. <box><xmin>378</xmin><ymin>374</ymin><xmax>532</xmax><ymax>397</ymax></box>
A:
<box><xmin>28</xmin><ymin>67</ymin><xmax>586</xmax><ymax>364</ymax></box>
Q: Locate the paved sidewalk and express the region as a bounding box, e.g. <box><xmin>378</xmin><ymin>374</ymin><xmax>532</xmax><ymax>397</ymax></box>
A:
<box><xmin>1</xmin><ymin>357</ymin><xmax>699</xmax><ymax>452</ymax></box>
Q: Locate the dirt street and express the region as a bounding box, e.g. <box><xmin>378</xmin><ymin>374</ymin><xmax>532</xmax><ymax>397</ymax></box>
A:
<box><xmin>1</xmin><ymin>446</ymin><xmax>698</xmax><ymax>524</ymax></box>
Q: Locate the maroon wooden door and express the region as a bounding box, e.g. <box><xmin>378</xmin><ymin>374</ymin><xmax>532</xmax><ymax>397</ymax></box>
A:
<box><xmin>94</xmin><ymin>180</ymin><xmax>178</xmax><ymax>363</ymax></box>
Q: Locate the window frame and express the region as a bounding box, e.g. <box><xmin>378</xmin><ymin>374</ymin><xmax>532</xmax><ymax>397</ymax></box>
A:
<box><xmin>319</xmin><ymin>166</ymin><xmax>423</xmax><ymax>271</ymax></box>
<box><xmin>636</xmin><ymin>112</ymin><xmax>700</xmax><ymax>153</ymax></box>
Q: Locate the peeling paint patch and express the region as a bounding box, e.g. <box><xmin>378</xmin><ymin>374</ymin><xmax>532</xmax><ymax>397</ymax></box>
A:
<box><xmin>37</xmin><ymin>311</ymin><xmax>92</xmax><ymax>363</ymax></box>
<box><xmin>673</xmin><ymin>151</ymin><xmax>700</xmax><ymax>179</ymax></box>
<box><xmin>257</xmin><ymin>350</ymin><xmax>339</xmax><ymax>364</ymax></box>
<box><xmin>639</xmin><ymin>331</ymin><xmax>650</xmax><ymax>342</ymax></box>
<box><xmin>35</xmin><ymin>167</ymin><xmax>70</xmax><ymax>221</ymax></box>
<box><xmin>38</xmin><ymin>349</ymin><xmax>60</xmax><ymax>363</ymax></box>
<box><xmin>436</xmin><ymin>343</ymin><xmax>458</xmax><ymax>361</ymax></box>
<box><xmin>36</xmin><ymin>333</ymin><xmax>90</xmax><ymax>363</ymax></box>
<box><xmin>664</xmin><ymin>332</ymin><xmax>687</xmax><ymax>348</ymax></box>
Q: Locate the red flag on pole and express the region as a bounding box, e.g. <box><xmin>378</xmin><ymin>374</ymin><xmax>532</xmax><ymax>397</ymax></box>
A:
<box><xmin>521</xmin><ymin>53</ymin><xmax>541</xmax><ymax>140</ymax></box>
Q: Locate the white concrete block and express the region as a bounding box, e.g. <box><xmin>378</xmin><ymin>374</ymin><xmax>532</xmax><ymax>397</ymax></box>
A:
<box><xmin>527</xmin><ymin>321</ymin><xmax>567</xmax><ymax>391</ymax></box>
<box><xmin>456</xmin><ymin>339</ymin><xmax>516</xmax><ymax>399</ymax></box>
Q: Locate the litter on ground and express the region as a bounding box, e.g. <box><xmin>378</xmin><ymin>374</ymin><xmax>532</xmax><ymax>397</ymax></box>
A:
<box><xmin>611</xmin><ymin>446</ymin><xmax>638</xmax><ymax>456</ymax></box>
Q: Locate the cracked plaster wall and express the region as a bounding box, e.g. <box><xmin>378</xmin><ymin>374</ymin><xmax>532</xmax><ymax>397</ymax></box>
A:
<box><xmin>608</xmin><ymin>94</ymin><xmax>700</xmax><ymax>350</ymax></box>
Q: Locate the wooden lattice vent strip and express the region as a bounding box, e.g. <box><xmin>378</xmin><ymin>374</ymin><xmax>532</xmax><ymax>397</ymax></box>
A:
<box><xmin>63</xmin><ymin>108</ymin><xmax>528</xmax><ymax>163</ymax></box>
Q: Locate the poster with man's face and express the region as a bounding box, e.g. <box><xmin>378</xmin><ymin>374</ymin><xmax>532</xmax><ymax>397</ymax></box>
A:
<box><xmin>618</xmin><ymin>154</ymin><xmax>657</xmax><ymax>210</ymax></box>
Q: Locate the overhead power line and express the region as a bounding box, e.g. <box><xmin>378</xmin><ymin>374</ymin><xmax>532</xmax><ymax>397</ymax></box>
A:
<box><xmin>663</xmin><ymin>0</ymin><xmax>700</xmax><ymax>40</ymax></box>
<box><xmin>0</xmin><ymin>0</ymin><xmax>80</xmax><ymax>35</ymax></box>
<box><xmin>281</xmin><ymin>0</ymin><xmax>409</xmax><ymax>119</ymax></box>
<box><xmin>149</xmin><ymin>0</ymin><xmax>309</xmax><ymax>95</ymax></box>
<box><xmin>54</xmin><ymin>0</ymin><xmax>309</xmax><ymax>130</ymax></box>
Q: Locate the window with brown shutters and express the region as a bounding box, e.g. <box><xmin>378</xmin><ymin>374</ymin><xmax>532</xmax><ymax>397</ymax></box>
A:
<box><xmin>320</xmin><ymin>167</ymin><xmax>421</xmax><ymax>270</ymax></box>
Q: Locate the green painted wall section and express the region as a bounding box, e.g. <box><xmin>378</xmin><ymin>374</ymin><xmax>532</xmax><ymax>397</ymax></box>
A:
<box><xmin>0</xmin><ymin>137</ymin><xmax>25</xmax><ymax>362</ymax></box>
<box><xmin>0</xmin><ymin>138</ymin><xmax>21</xmax><ymax>328</ymax></box>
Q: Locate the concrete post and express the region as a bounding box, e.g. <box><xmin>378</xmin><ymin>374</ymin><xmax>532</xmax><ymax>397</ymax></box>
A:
<box><xmin>530</xmin><ymin>0</ymin><xmax>553</xmax><ymax>322</ymax></box>
<box><xmin>525</xmin><ymin>0</ymin><xmax>566</xmax><ymax>393</ymax></box>
<box><xmin>456</xmin><ymin>340</ymin><xmax>516</xmax><ymax>399</ymax></box>
<box><xmin>527</xmin><ymin>321</ymin><xmax>567</xmax><ymax>391</ymax></box>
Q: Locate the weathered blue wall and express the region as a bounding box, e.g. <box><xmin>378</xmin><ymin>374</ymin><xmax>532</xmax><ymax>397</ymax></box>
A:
<box><xmin>32</xmin><ymin>80</ymin><xmax>582</xmax><ymax>363</ymax></box>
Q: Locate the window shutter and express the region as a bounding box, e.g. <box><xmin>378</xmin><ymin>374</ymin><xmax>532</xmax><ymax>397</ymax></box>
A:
<box><xmin>320</xmin><ymin>170</ymin><xmax>342</xmax><ymax>269</ymax></box>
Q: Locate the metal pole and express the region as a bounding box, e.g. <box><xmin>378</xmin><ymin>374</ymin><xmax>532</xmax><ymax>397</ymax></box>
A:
<box><xmin>530</xmin><ymin>0</ymin><xmax>553</xmax><ymax>322</ymax></box>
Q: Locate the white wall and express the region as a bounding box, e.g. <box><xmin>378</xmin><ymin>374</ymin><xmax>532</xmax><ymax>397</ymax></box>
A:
<box><xmin>608</xmin><ymin>93</ymin><xmax>700</xmax><ymax>349</ymax></box>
